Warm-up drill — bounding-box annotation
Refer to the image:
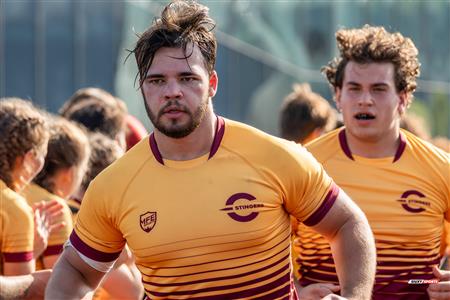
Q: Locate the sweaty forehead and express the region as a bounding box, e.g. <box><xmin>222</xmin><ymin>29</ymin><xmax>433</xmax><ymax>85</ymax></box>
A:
<box><xmin>148</xmin><ymin>46</ymin><xmax>207</xmax><ymax>75</ymax></box>
<box><xmin>344</xmin><ymin>61</ymin><xmax>395</xmax><ymax>85</ymax></box>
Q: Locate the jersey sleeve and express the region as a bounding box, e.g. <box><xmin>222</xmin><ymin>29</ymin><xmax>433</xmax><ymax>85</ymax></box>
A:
<box><xmin>71</xmin><ymin>179</ymin><xmax>125</xmax><ymax>263</ymax></box>
<box><xmin>1</xmin><ymin>196</ymin><xmax>34</xmax><ymax>262</ymax></box>
<box><xmin>282</xmin><ymin>144</ymin><xmax>339</xmax><ymax>227</ymax></box>
<box><xmin>43</xmin><ymin>200</ymin><xmax>73</xmax><ymax>256</ymax></box>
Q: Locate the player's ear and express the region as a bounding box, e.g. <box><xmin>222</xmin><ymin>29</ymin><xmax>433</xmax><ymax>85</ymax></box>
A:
<box><xmin>335</xmin><ymin>87</ymin><xmax>342</xmax><ymax>111</ymax></box>
<box><xmin>397</xmin><ymin>91</ymin><xmax>409</xmax><ymax>116</ymax></box>
<box><xmin>208</xmin><ymin>71</ymin><xmax>218</xmax><ymax>98</ymax></box>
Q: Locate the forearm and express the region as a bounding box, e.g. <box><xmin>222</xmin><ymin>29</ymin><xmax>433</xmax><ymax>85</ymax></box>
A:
<box><xmin>0</xmin><ymin>275</ymin><xmax>33</xmax><ymax>300</ymax></box>
<box><xmin>330</xmin><ymin>216</ymin><xmax>376</xmax><ymax>300</ymax></box>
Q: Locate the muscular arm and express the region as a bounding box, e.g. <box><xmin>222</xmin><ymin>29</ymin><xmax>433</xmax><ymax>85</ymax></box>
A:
<box><xmin>311</xmin><ymin>190</ymin><xmax>376</xmax><ymax>300</ymax></box>
<box><xmin>45</xmin><ymin>246</ymin><xmax>106</xmax><ymax>299</ymax></box>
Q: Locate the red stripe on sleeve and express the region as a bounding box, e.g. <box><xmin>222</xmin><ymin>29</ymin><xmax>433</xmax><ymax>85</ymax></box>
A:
<box><xmin>303</xmin><ymin>183</ymin><xmax>340</xmax><ymax>227</ymax></box>
<box><xmin>43</xmin><ymin>244</ymin><xmax>64</xmax><ymax>256</ymax></box>
<box><xmin>70</xmin><ymin>231</ymin><xmax>122</xmax><ymax>262</ymax></box>
<box><xmin>3</xmin><ymin>251</ymin><xmax>34</xmax><ymax>262</ymax></box>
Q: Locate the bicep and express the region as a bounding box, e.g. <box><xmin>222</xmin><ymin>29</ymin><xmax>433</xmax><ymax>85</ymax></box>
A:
<box><xmin>61</xmin><ymin>246</ymin><xmax>106</xmax><ymax>288</ymax></box>
<box><xmin>309</xmin><ymin>189</ymin><xmax>367</xmax><ymax>240</ymax></box>
<box><xmin>45</xmin><ymin>245</ymin><xmax>107</xmax><ymax>299</ymax></box>
<box><xmin>3</xmin><ymin>261</ymin><xmax>35</xmax><ymax>276</ymax></box>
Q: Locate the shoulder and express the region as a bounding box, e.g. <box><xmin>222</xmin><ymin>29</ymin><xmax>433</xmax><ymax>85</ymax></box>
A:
<box><xmin>22</xmin><ymin>183</ymin><xmax>60</xmax><ymax>204</ymax></box>
<box><xmin>403</xmin><ymin>130</ymin><xmax>450</xmax><ymax>167</ymax></box>
<box><xmin>305</xmin><ymin>129</ymin><xmax>341</xmax><ymax>162</ymax></box>
<box><xmin>86</xmin><ymin>136</ymin><xmax>153</xmax><ymax>196</ymax></box>
<box><xmin>222</xmin><ymin>119</ymin><xmax>320</xmax><ymax>172</ymax></box>
<box><xmin>1</xmin><ymin>188</ymin><xmax>33</xmax><ymax>221</ymax></box>
<box><xmin>402</xmin><ymin>130</ymin><xmax>449</xmax><ymax>195</ymax></box>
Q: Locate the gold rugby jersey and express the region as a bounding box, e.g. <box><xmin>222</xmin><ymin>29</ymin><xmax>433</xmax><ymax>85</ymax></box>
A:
<box><xmin>294</xmin><ymin>128</ymin><xmax>450</xmax><ymax>300</ymax></box>
<box><xmin>0</xmin><ymin>180</ymin><xmax>34</xmax><ymax>274</ymax></box>
<box><xmin>72</xmin><ymin>117</ymin><xmax>339</xmax><ymax>299</ymax></box>
<box><xmin>22</xmin><ymin>183</ymin><xmax>73</xmax><ymax>269</ymax></box>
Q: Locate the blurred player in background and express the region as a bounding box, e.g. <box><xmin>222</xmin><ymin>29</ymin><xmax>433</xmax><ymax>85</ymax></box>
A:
<box><xmin>279</xmin><ymin>82</ymin><xmax>336</xmax><ymax>144</ymax></box>
<box><xmin>292</xmin><ymin>25</ymin><xmax>450</xmax><ymax>300</ymax></box>
<box><xmin>0</xmin><ymin>98</ymin><xmax>50</xmax><ymax>276</ymax></box>
<box><xmin>22</xmin><ymin>117</ymin><xmax>90</xmax><ymax>269</ymax></box>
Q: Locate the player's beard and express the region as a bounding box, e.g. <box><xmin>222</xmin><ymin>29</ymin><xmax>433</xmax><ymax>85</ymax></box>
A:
<box><xmin>145</xmin><ymin>97</ymin><xmax>209</xmax><ymax>139</ymax></box>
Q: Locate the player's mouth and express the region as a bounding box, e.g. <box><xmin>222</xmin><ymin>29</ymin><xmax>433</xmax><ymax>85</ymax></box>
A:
<box><xmin>354</xmin><ymin>113</ymin><xmax>375</xmax><ymax>120</ymax></box>
<box><xmin>162</xmin><ymin>106</ymin><xmax>187</xmax><ymax>118</ymax></box>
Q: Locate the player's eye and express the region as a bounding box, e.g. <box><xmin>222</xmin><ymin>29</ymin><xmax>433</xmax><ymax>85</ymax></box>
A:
<box><xmin>180</xmin><ymin>76</ymin><xmax>197</xmax><ymax>82</ymax></box>
<box><xmin>146</xmin><ymin>78</ymin><xmax>165</xmax><ymax>85</ymax></box>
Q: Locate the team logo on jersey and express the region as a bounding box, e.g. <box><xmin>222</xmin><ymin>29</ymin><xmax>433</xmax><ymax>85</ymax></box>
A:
<box><xmin>397</xmin><ymin>190</ymin><xmax>429</xmax><ymax>213</ymax></box>
<box><xmin>220</xmin><ymin>193</ymin><xmax>263</xmax><ymax>222</ymax></box>
<box><xmin>140</xmin><ymin>211</ymin><xmax>157</xmax><ymax>233</ymax></box>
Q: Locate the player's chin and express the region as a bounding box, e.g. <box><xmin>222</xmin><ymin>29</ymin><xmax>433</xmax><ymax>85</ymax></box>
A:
<box><xmin>351</xmin><ymin>127</ymin><xmax>381</xmax><ymax>141</ymax></box>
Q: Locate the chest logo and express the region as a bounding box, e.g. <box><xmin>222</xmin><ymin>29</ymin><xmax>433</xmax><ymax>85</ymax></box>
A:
<box><xmin>397</xmin><ymin>190</ymin><xmax>429</xmax><ymax>213</ymax></box>
<box><xmin>140</xmin><ymin>212</ymin><xmax>157</xmax><ymax>233</ymax></box>
<box><xmin>221</xmin><ymin>193</ymin><xmax>263</xmax><ymax>222</ymax></box>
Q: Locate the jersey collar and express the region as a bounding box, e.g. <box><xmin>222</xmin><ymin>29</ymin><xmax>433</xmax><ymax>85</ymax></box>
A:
<box><xmin>338</xmin><ymin>128</ymin><xmax>406</xmax><ymax>163</ymax></box>
<box><xmin>149</xmin><ymin>115</ymin><xmax>225</xmax><ymax>165</ymax></box>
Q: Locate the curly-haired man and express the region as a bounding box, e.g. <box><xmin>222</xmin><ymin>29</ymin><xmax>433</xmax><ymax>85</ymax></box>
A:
<box><xmin>293</xmin><ymin>25</ymin><xmax>450</xmax><ymax>300</ymax></box>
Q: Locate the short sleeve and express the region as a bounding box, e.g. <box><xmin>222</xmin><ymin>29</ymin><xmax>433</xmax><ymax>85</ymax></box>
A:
<box><xmin>1</xmin><ymin>194</ymin><xmax>34</xmax><ymax>262</ymax></box>
<box><xmin>283</xmin><ymin>144</ymin><xmax>339</xmax><ymax>226</ymax></box>
<box><xmin>71</xmin><ymin>179</ymin><xmax>124</xmax><ymax>263</ymax></box>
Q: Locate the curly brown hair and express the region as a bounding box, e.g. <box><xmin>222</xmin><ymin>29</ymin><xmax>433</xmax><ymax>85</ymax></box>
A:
<box><xmin>131</xmin><ymin>0</ymin><xmax>217</xmax><ymax>86</ymax></box>
<box><xmin>322</xmin><ymin>25</ymin><xmax>420</xmax><ymax>103</ymax></box>
<box><xmin>33</xmin><ymin>117</ymin><xmax>90</xmax><ymax>194</ymax></box>
<box><xmin>0</xmin><ymin>98</ymin><xmax>49</xmax><ymax>190</ymax></box>
<box><xmin>280</xmin><ymin>83</ymin><xmax>335</xmax><ymax>143</ymax></box>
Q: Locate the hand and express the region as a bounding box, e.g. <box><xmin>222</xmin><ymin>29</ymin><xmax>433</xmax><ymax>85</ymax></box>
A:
<box><xmin>298</xmin><ymin>283</ymin><xmax>340</xmax><ymax>300</ymax></box>
<box><xmin>427</xmin><ymin>265</ymin><xmax>450</xmax><ymax>300</ymax></box>
<box><xmin>32</xmin><ymin>200</ymin><xmax>66</xmax><ymax>258</ymax></box>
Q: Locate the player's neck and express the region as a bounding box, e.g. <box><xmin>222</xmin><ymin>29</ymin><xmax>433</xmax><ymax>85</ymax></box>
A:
<box><xmin>346</xmin><ymin>127</ymin><xmax>401</xmax><ymax>159</ymax></box>
<box><xmin>154</xmin><ymin>109</ymin><xmax>217</xmax><ymax>161</ymax></box>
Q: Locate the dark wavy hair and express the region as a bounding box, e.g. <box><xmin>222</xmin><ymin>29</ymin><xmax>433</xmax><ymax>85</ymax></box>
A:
<box><xmin>131</xmin><ymin>0</ymin><xmax>217</xmax><ymax>87</ymax></box>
